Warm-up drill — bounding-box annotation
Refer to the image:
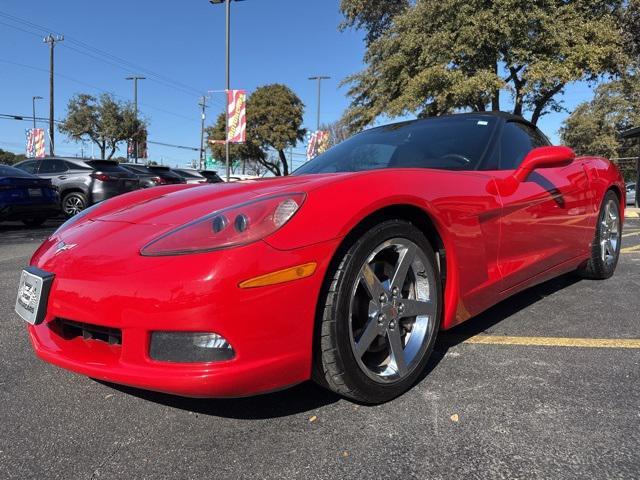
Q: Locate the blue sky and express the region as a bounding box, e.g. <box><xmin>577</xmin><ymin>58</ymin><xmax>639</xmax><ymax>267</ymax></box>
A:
<box><xmin>0</xmin><ymin>1</ymin><xmax>598</xmax><ymax>169</ymax></box>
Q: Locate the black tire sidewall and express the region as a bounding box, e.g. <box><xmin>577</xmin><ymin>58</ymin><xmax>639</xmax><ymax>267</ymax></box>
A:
<box><xmin>329</xmin><ymin>220</ymin><xmax>442</xmax><ymax>403</ymax></box>
<box><xmin>62</xmin><ymin>192</ymin><xmax>87</xmax><ymax>218</ymax></box>
<box><xmin>593</xmin><ymin>191</ymin><xmax>622</xmax><ymax>278</ymax></box>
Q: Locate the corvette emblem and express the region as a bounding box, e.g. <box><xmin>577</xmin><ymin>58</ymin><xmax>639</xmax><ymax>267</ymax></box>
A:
<box><xmin>54</xmin><ymin>241</ymin><xmax>77</xmax><ymax>255</ymax></box>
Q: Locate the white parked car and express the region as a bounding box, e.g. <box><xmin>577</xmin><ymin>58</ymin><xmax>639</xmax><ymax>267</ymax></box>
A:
<box><xmin>626</xmin><ymin>182</ymin><xmax>636</xmax><ymax>206</ymax></box>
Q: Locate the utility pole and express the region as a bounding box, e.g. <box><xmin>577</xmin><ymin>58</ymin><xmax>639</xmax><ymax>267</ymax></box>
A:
<box><xmin>199</xmin><ymin>96</ymin><xmax>208</xmax><ymax>170</ymax></box>
<box><xmin>126</xmin><ymin>76</ymin><xmax>145</xmax><ymax>163</ymax></box>
<box><xmin>308</xmin><ymin>75</ymin><xmax>330</xmax><ymax>131</ymax></box>
<box><xmin>43</xmin><ymin>34</ymin><xmax>63</xmax><ymax>156</ymax></box>
<box><xmin>32</xmin><ymin>96</ymin><xmax>43</xmax><ymax>130</ymax></box>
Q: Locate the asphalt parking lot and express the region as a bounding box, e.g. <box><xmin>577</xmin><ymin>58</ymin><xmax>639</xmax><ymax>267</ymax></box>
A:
<box><xmin>1</xmin><ymin>214</ymin><xmax>639</xmax><ymax>480</ymax></box>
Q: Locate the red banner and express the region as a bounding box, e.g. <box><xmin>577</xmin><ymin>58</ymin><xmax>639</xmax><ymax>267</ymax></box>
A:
<box><xmin>227</xmin><ymin>90</ymin><xmax>246</xmax><ymax>144</ymax></box>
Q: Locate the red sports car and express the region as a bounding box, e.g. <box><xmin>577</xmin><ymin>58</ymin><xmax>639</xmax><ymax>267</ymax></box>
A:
<box><xmin>15</xmin><ymin>113</ymin><xmax>625</xmax><ymax>404</ymax></box>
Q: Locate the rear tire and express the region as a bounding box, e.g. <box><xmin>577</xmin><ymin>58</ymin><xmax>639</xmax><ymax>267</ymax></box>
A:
<box><xmin>313</xmin><ymin>219</ymin><xmax>442</xmax><ymax>404</ymax></box>
<box><xmin>577</xmin><ymin>190</ymin><xmax>621</xmax><ymax>280</ymax></box>
<box><xmin>62</xmin><ymin>192</ymin><xmax>87</xmax><ymax>218</ymax></box>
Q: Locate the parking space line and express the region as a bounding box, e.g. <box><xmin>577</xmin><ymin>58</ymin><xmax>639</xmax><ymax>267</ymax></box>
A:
<box><xmin>623</xmin><ymin>230</ymin><xmax>640</xmax><ymax>238</ymax></box>
<box><xmin>455</xmin><ymin>335</ymin><xmax>640</xmax><ymax>349</ymax></box>
<box><xmin>621</xmin><ymin>244</ymin><xmax>640</xmax><ymax>254</ymax></box>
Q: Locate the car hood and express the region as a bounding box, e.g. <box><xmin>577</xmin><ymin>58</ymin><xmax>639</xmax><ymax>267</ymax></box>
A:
<box><xmin>86</xmin><ymin>173</ymin><xmax>350</xmax><ymax>227</ymax></box>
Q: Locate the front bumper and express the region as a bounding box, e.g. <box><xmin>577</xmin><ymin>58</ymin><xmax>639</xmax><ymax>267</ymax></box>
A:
<box><xmin>27</xmin><ymin>224</ymin><xmax>338</xmax><ymax>397</ymax></box>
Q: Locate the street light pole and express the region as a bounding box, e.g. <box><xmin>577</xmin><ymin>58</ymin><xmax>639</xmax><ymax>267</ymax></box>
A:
<box><xmin>126</xmin><ymin>76</ymin><xmax>145</xmax><ymax>163</ymax></box>
<box><xmin>32</xmin><ymin>96</ymin><xmax>43</xmax><ymax>131</ymax></box>
<box><xmin>199</xmin><ymin>96</ymin><xmax>208</xmax><ymax>170</ymax></box>
<box><xmin>308</xmin><ymin>76</ymin><xmax>330</xmax><ymax>131</ymax></box>
<box><xmin>44</xmin><ymin>34</ymin><xmax>63</xmax><ymax>156</ymax></box>
<box><xmin>210</xmin><ymin>0</ymin><xmax>243</xmax><ymax>182</ymax></box>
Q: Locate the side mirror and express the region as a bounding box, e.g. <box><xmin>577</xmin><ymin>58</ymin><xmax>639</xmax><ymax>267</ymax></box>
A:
<box><xmin>513</xmin><ymin>146</ymin><xmax>575</xmax><ymax>182</ymax></box>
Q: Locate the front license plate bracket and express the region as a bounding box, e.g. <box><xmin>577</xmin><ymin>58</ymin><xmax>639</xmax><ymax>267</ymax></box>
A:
<box><xmin>15</xmin><ymin>266</ymin><xmax>55</xmax><ymax>325</ymax></box>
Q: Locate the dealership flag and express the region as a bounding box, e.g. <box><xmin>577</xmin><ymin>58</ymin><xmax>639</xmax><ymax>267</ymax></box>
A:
<box><xmin>26</xmin><ymin>129</ymin><xmax>45</xmax><ymax>158</ymax></box>
<box><xmin>306</xmin><ymin>130</ymin><xmax>329</xmax><ymax>160</ymax></box>
<box><xmin>227</xmin><ymin>89</ymin><xmax>246</xmax><ymax>143</ymax></box>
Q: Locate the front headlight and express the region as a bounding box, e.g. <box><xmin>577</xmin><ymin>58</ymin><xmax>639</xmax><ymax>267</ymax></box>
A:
<box><xmin>140</xmin><ymin>192</ymin><xmax>306</xmax><ymax>256</ymax></box>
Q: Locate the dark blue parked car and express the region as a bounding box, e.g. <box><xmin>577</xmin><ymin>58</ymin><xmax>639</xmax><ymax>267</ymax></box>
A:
<box><xmin>0</xmin><ymin>164</ymin><xmax>60</xmax><ymax>227</ymax></box>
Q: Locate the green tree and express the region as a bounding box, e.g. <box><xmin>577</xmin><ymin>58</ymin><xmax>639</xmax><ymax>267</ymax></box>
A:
<box><xmin>58</xmin><ymin>93</ymin><xmax>146</xmax><ymax>160</ymax></box>
<box><xmin>0</xmin><ymin>149</ymin><xmax>26</xmax><ymax>165</ymax></box>
<box><xmin>560</xmin><ymin>76</ymin><xmax>640</xmax><ymax>181</ymax></box>
<box><xmin>340</xmin><ymin>0</ymin><xmax>629</xmax><ymax>132</ymax></box>
<box><xmin>207</xmin><ymin>84</ymin><xmax>306</xmax><ymax>176</ymax></box>
<box><xmin>321</xmin><ymin>119</ymin><xmax>351</xmax><ymax>148</ymax></box>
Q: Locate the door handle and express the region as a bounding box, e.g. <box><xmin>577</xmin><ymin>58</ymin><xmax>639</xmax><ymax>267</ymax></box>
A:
<box><xmin>58</xmin><ymin>176</ymin><xmax>67</xmax><ymax>180</ymax></box>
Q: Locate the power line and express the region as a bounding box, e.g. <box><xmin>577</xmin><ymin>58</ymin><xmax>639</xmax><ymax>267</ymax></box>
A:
<box><xmin>0</xmin><ymin>10</ymin><xmax>225</xmax><ymax>108</ymax></box>
<box><xmin>1</xmin><ymin>113</ymin><xmax>200</xmax><ymax>152</ymax></box>
<box><xmin>0</xmin><ymin>58</ymin><xmax>201</xmax><ymax>122</ymax></box>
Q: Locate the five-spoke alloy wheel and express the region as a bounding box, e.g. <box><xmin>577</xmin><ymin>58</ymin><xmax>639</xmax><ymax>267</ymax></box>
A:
<box><xmin>578</xmin><ymin>190</ymin><xmax>622</xmax><ymax>280</ymax></box>
<box><xmin>315</xmin><ymin>219</ymin><xmax>441</xmax><ymax>404</ymax></box>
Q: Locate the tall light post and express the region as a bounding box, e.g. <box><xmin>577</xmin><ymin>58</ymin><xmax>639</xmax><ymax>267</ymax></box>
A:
<box><xmin>32</xmin><ymin>96</ymin><xmax>43</xmax><ymax>130</ymax></box>
<box><xmin>199</xmin><ymin>95</ymin><xmax>208</xmax><ymax>170</ymax></box>
<box><xmin>308</xmin><ymin>75</ymin><xmax>330</xmax><ymax>131</ymax></box>
<box><xmin>209</xmin><ymin>0</ymin><xmax>243</xmax><ymax>181</ymax></box>
<box><xmin>126</xmin><ymin>76</ymin><xmax>145</xmax><ymax>163</ymax></box>
<box><xmin>44</xmin><ymin>33</ymin><xmax>63</xmax><ymax>156</ymax></box>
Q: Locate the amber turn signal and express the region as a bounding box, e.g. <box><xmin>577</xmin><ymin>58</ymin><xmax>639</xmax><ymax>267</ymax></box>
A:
<box><xmin>238</xmin><ymin>262</ymin><xmax>317</xmax><ymax>289</ymax></box>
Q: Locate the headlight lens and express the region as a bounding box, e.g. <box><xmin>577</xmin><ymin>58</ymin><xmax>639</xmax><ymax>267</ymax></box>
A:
<box><xmin>140</xmin><ymin>193</ymin><xmax>306</xmax><ymax>256</ymax></box>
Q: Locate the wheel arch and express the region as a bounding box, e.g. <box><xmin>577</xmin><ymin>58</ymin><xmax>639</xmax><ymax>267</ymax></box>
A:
<box><xmin>59</xmin><ymin>187</ymin><xmax>87</xmax><ymax>199</ymax></box>
<box><xmin>315</xmin><ymin>203</ymin><xmax>453</xmax><ymax>331</ymax></box>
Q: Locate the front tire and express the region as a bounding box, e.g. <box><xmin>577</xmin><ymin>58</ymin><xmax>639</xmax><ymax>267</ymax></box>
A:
<box><xmin>314</xmin><ymin>219</ymin><xmax>442</xmax><ymax>404</ymax></box>
<box><xmin>578</xmin><ymin>190</ymin><xmax>621</xmax><ymax>279</ymax></box>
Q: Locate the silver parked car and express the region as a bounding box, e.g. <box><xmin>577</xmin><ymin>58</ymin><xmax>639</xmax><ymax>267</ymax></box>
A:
<box><xmin>15</xmin><ymin>157</ymin><xmax>140</xmax><ymax>217</ymax></box>
<box><xmin>172</xmin><ymin>168</ymin><xmax>208</xmax><ymax>185</ymax></box>
<box><xmin>626</xmin><ymin>182</ymin><xmax>636</xmax><ymax>206</ymax></box>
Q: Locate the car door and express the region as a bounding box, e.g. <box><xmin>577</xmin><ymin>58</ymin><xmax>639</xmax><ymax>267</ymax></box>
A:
<box><xmin>494</xmin><ymin>121</ymin><xmax>592</xmax><ymax>291</ymax></box>
<box><xmin>37</xmin><ymin>159</ymin><xmax>69</xmax><ymax>189</ymax></box>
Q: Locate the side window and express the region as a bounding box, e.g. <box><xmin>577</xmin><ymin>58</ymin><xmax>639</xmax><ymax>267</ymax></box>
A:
<box><xmin>38</xmin><ymin>159</ymin><xmax>69</xmax><ymax>174</ymax></box>
<box><xmin>499</xmin><ymin>122</ymin><xmax>547</xmax><ymax>170</ymax></box>
<box><xmin>17</xmin><ymin>161</ymin><xmax>37</xmax><ymax>173</ymax></box>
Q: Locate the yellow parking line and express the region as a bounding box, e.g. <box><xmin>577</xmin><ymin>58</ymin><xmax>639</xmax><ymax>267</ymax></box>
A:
<box><xmin>459</xmin><ymin>335</ymin><xmax>640</xmax><ymax>349</ymax></box>
<box><xmin>621</xmin><ymin>244</ymin><xmax>640</xmax><ymax>254</ymax></box>
<box><xmin>626</xmin><ymin>211</ymin><xmax>640</xmax><ymax>218</ymax></box>
<box><xmin>622</xmin><ymin>230</ymin><xmax>640</xmax><ymax>238</ymax></box>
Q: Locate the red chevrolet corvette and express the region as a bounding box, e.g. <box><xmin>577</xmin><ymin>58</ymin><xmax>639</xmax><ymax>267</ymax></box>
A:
<box><xmin>15</xmin><ymin>112</ymin><xmax>625</xmax><ymax>404</ymax></box>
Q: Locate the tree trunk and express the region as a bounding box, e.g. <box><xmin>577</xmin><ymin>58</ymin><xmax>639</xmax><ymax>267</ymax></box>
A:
<box><xmin>491</xmin><ymin>61</ymin><xmax>500</xmax><ymax>111</ymax></box>
<box><xmin>530</xmin><ymin>84</ymin><xmax>563</xmax><ymax>125</ymax></box>
<box><xmin>99</xmin><ymin>142</ymin><xmax>106</xmax><ymax>160</ymax></box>
<box><xmin>278</xmin><ymin>149</ymin><xmax>289</xmax><ymax>176</ymax></box>
<box><xmin>257</xmin><ymin>157</ymin><xmax>281</xmax><ymax>176</ymax></box>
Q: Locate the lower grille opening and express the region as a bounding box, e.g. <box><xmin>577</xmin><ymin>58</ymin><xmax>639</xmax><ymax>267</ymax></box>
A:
<box><xmin>55</xmin><ymin>319</ymin><xmax>122</xmax><ymax>346</ymax></box>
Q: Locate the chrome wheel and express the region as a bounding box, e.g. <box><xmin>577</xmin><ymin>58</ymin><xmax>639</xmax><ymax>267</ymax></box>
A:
<box><xmin>63</xmin><ymin>195</ymin><xmax>85</xmax><ymax>216</ymax></box>
<box><xmin>600</xmin><ymin>198</ymin><xmax>620</xmax><ymax>265</ymax></box>
<box><xmin>348</xmin><ymin>238</ymin><xmax>438</xmax><ymax>383</ymax></box>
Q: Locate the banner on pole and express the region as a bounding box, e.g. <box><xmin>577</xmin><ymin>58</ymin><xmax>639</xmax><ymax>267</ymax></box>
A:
<box><xmin>227</xmin><ymin>89</ymin><xmax>246</xmax><ymax>144</ymax></box>
<box><xmin>306</xmin><ymin>130</ymin><xmax>329</xmax><ymax>160</ymax></box>
<box><xmin>26</xmin><ymin>129</ymin><xmax>46</xmax><ymax>158</ymax></box>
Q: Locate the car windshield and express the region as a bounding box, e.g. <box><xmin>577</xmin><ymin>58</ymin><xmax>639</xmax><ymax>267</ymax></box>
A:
<box><xmin>0</xmin><ymin>165</ymin><xmax>37</xmax><ymax>178</ymax></box>
<box><xmin>294</xmin><ymin>115</ymin><xmax>498</xmax><ymax>175</ymax></box>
